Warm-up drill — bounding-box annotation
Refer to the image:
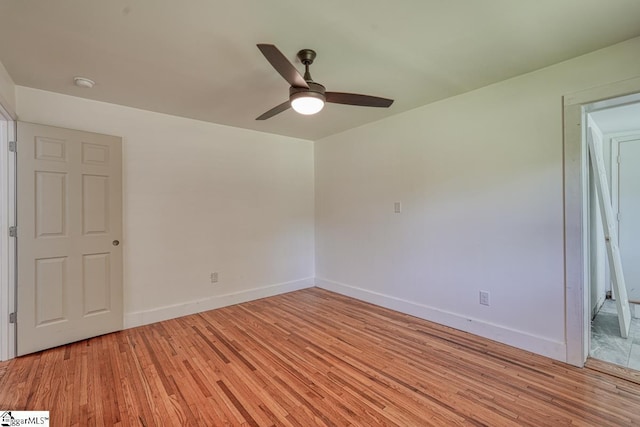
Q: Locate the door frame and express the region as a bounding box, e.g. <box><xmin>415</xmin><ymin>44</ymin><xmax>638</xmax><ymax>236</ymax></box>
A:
<box><xmin>563</xmin><ymin>77</ymin><xmax>640</xmax><ymax>367</ymax></box>
<box><xmin>0</xmin><ymin>101</ymin><xmax>16</xmax><ymax>361</ymax></box>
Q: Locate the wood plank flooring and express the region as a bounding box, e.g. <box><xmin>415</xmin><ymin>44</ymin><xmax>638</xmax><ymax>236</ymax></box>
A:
<box><xmin>1</xmin><ymin>287</ymin><xmax>640</xmax><ymax>426</ymax></box>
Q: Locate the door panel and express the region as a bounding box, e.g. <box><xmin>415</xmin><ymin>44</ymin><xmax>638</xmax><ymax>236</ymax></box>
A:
<box><xmin>36</xmin><ymin>171</ymin><xmax>67</xmax><ymax>237</ymax></box>
<box><xmin>83</xmin><ymin>174</ymin><xmax>110</xmax><ymax>234</ymax></box>
<box><xmin>618</xmin><ymin>137</ymin><xmax>640</xmax><ymax>303</ymax></box>
<box><xmin>82</xmin><ymin>252</ymin><xmax>111</xmax><ymax>315</ymax></box>
<box><xmin>17</xmin><ymin>122</ymin><xmax>123</xmax><ymax>356</ymax></box>
<box><xmin>35</xmin><ymin>257</ymin><xmax>67</xmax><ymax>325</ymax></box>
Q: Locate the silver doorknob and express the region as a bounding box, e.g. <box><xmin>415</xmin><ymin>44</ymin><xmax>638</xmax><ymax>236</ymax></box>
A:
<box><xmin>112</xmin><ymin>240</ymin><xmax>120</xmax><ymax>246</ymax></box>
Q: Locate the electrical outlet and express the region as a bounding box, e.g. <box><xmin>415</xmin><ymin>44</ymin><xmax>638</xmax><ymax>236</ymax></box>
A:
<box><xmin>210</xmin><ymin>272</ymin><xmax>219</xmax><ymax>284</ymax></box>
<box><xmin>479</xmin><ymin>291</ymin><xmax>490</xmax><ymax>306</ymax></box>
<box><xmin>394</xmin><ymin>201</ymin><xmax>402</xmax><ymax>213</ymax></box>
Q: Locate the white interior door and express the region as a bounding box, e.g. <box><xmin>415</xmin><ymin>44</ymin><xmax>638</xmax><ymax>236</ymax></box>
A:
<box><xmin>618</xmin><ymin>136</ymin><xmax>640</xmax><ymax>303</ymax></box>
<box><xmin>17</xmin><ymin>122</ymin><xmax>123</xmax><ymax>356</ymax></box>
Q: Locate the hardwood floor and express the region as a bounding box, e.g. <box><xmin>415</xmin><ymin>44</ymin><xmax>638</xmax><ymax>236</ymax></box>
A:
<box><xmin>1</xmin><ymin>288</ymin><xmax>640</xmax><ymax>426</ymax></box>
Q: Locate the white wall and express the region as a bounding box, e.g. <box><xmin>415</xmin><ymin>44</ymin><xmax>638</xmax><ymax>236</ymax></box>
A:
<box><xmin>315</xmin><ymin>36</ymin><xmax>640</xmax><ymax>362</ymax></box>
<box><xmin>17</xmin><ymin>87</ymin><xmax>315</xmax><ymax>327</ymax></box>
<box><xmin>0</xmin><ymin>60</ymin><xmax>15</xmax><ymax>116</ymax></box>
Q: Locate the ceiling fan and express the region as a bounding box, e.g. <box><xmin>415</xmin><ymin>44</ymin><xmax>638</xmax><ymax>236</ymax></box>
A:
<box><xmin>255</xmin><ymin>44</ymin><xmax>394</xmax><ymax>120</ymax></box>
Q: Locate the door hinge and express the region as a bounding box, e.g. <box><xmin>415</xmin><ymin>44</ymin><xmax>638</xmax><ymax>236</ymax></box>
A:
<box><xmin>9</xmin><ymin>312</ymin><xmax>16</xmax><ymax>324</ymax></box>
<box><xmin>9</xmin><ymin>226</ymin><xmax>16</xmax><ymax>237</ymax></box>
<box><xmin>8</xmin><ymin>140</ymin><xmax>16</xmax><ymax>152</ymax></box>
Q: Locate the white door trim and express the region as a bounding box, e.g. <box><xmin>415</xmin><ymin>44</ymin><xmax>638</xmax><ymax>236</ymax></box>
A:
<box><xmin>563</xmin><ymin>76</ymin><xmax>640</xmax><ymax>367</ymax></box>
<box><xmin>0</xmin><ymin>103</ymin><xmax>16</xmax><ymax>361</ymax></box>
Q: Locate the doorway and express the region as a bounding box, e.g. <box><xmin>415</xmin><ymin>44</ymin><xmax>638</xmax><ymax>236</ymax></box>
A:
<box><xmin>587</xmin><ymin>106</ymin><xmax>640</xmax><ymax>369</ymax></box>
<box><xmin>563</xmin><ymin>77</ymin><xmax>640</xmax><ymax>367</ymax></box>
<box><xmin>1</xmin><ymin>120</ymin><xmax>124</xmax><ymax>359</ymax></box>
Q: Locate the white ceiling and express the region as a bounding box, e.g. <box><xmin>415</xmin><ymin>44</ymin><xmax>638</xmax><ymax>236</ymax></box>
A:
<box><xmin>2</xmin><ymin>1</ymin><xmax>640</xmax><ymax>141</ymax></box>
<box><xmin>590</xmin><ymin>101</ymin><xmax>640</xmax><ymax>134</ymax></box>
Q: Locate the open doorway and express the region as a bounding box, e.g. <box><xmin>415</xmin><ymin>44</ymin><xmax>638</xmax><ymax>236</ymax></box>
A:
<box><xmin>587</xmin><ymin>101</ymin><xmax>640</xmax><ymax>370</ymax></box>
<box><xmin>563</xmin><ymin>77</ymin><xmax>640</xmax><ymax>368</ymax></box>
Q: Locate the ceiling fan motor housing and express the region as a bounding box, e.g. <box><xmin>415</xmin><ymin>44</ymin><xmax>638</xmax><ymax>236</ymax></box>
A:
<box><xmin>290</xmin><ymin>81</ymin><xmax>326</xmax><ymax>103</ymax></box>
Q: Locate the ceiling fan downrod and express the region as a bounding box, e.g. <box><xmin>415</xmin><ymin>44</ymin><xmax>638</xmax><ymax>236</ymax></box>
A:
<box><xmin>297</xmin><ymin>49</ymin><xmax>316</xmax><ymax>82</ymax></box>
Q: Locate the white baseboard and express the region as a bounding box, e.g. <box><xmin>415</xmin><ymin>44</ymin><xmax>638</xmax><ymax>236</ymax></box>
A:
<box><xmin>315</xmin><ymin>277</ymin><xmax>567</xmax><ymax>362</ymax></box>
<box><xmin>124</xmin><ymin>277</ymin><xmax>315</xmax><ymax>329</ymax></box>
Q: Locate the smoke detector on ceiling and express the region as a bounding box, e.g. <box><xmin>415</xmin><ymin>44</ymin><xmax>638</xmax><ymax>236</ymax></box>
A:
<box><xmin>74</xmin><ymin>76</ymin><xmax>95</xmax><ymax>88</ymax></box>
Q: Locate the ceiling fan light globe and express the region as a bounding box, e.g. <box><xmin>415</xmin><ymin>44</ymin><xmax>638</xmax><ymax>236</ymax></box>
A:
<box><xmin>290</xmin><ymin>94</ymin><xmax>325</xmax><ymax>115</ymax></box>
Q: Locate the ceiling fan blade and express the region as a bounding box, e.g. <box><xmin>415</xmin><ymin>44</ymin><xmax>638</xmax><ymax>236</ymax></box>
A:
<box><xmin>326</xmin><ymin>92</ymin><xmax>394</xmax><ymax>108</ymax></box>
<box><xmin>257</xmin><ymin>44</ymin><xmax>309</xmax><ymax>89</ymax></box>
<box><xmin>256</xmin><ymin>100</ymin><xmax>291</xmax><ymax>120</ymax></box>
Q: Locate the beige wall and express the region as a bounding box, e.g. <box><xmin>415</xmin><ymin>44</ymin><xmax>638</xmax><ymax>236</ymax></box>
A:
<box><xmin>315</xmin><ymin>36</ymin><xmax>640</xmax><ymax>361</ymax></box>
<box><xmin>17</xmin><ymin>87</ymin><xmax>315</xmax><ymax>327</ymax></box>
